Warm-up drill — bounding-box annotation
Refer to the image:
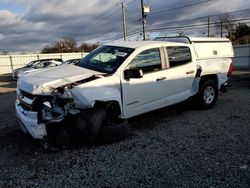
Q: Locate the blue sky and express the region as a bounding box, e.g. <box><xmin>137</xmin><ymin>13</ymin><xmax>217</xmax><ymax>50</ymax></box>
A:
<box><xmin>0</xmin><ymin>0</ymin><xmax>249</xmax><ymax>52</ymax></box>
<box><xmin>0</xmin><ymin>2</ymin><xmax>24</xmax><ymax>14</ymax></box>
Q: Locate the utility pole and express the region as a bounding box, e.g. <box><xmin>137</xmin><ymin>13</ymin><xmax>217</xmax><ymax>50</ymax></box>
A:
<box><xmin>120</xmin><ymin>2</ymin><xmax>127</xmax><ymax>41</ymax></box>
<box><xmin>207</xmin><ymin>16</ymin><xmax>210</xmax><ymax>37</ymax></box>
<box><xmin>220</xmin><ymin>21</ymin><xmax>223</xmax><ymax>37</ymax></box>
<box><xmin>140</xmin><ymin>0</ymin><xmax>146</xmax><ymax>40</ymax></box>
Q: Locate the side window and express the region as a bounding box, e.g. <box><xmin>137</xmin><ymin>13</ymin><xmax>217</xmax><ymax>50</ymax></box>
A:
<box><xmin>129</xmin><ymin>48</ymin><xmax>161</xmax><ymax>74</ymax></box>
<box><xmin>35</xmin><ymin>63</ymin><xmax>44</xmax><ymax>68</ymax></box>
<box><xmin>167</xmin><ymin>46</ymin><xmax>192</xmax><ymax>68</ymax></box>
<box><xmin>43</xmin><ymin>62</ymin><xmax>51</xmax><ymax>67</ymax></box>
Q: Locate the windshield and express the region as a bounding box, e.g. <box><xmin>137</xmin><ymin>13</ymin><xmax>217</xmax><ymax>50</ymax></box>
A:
<box><xmin>78</xmin><ymin>45</ymin><xmax>134</xmax><ymax>73</ymax></box>
<box><xmin>26</xmin><ymin>60</ymin><xmax>38</xmax><ymax>67</ymax></box>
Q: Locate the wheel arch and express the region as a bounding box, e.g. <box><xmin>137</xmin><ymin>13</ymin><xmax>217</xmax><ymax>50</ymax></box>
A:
<box><xmin>93</xmin><ymin>100</ymin><xmax>122</xmax><ymax>118</ymax></box>
<box><xmin>199</xmin><ymin>74</ymin><xmax>219</xmax><ymax>89</ymax></box>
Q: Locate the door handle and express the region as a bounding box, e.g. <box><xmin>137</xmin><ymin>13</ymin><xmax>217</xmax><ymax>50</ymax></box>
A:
<box><xmin>156</xmin><ymin>77</ymin><xmax>166</xmax><ymax>81</ymax></box>
<box><xmin>186</xmin><ymin>70</ymin><xmax>195</xmax><ymax>74</ymax></box>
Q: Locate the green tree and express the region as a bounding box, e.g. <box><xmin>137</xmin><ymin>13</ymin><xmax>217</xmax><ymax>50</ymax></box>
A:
<box><xmin>228</xmin><ymin>23</ymin><xmax>250</xmax><ymax>44</ymax></box>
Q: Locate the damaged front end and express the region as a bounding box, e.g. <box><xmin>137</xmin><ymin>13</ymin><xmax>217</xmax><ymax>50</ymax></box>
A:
<box><xmin>39</xmin><ymin>86</ymin><xmax>80</xmax><ymax>124</ymax></box>
<box><xmin>15</xmin><ymin>84</ymin><xmax>83</xmax><ymax>140</ymax></box>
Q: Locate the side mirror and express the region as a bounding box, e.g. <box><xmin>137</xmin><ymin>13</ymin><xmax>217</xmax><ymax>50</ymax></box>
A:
<box><xmin>124</xmin><ymin>68</ymin><xmax>143</xmax><ymax>80</ymax></box>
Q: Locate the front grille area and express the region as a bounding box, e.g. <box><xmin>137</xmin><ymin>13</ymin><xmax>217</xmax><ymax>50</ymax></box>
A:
<box><xmin>18</xmin><ymin>90</ymin><xmax>52</xmax><ymax>112</ymax></box>
<box><xmin>20</xmin><ymin>89</ymin><xmax>36</xmax><ymax>100</ymax></box>
<box><xmin>19</xmin><ymin>100</ymin><xmax>32</xmax><ymax>111</ymax></box>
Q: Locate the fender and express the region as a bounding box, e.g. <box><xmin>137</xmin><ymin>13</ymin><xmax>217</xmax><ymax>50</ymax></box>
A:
<box><xmin>70</xmin><ymin>75</ymin><xmax>123</xmax><ymax>113</ymax></box>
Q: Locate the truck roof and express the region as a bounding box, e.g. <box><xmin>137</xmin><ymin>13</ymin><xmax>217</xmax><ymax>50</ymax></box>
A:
<box><xmin>107</xmin><ymin>41</ymin><xmax>170</xmax><ymax>49</ymax></box>
<box><xmin>188</xmin><ymin>37</ymin><xmax>230</xmax><ymax>42</ymax></box>
<box><xmin>154</xmin><ymin>36</ymin><xmax>230</xmax><ymax>43</ymax></box>
<box><xmin>107</xmin><ymin>37</ymin><xmax>231</xmax><ymax>49</ymax></box>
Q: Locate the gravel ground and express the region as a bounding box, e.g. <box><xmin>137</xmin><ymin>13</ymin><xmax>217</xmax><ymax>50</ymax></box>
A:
<box><xmin>0</xmin><ymin>70</ymin><xmax>250</xmax><ymax>187</ymax></box>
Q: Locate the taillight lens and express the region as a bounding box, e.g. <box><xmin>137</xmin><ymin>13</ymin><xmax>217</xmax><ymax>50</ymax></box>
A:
<box><xmin>227</xmin><ymin>63</ymin><xmax>233</xmax><ymax>77</ymax></box>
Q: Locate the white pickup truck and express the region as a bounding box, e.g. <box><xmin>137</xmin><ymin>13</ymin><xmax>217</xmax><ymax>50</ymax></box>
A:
<box><xmin>15</xmin><ymin>37</ymin><xmax>234</xmax><ymax>147</ymax></box>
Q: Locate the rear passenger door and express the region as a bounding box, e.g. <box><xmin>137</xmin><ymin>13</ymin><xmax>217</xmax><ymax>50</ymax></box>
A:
<box><xmin>164</xmin><ymin>46</ymin><xmax>196</xmax><ymax>103</ymax></box>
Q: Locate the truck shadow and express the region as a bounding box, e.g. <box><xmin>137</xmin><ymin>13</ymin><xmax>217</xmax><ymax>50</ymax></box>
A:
<box><xmin>128</xmin><ymin>99</ymin><xmax>195</xmax><ymax>131</ymax></box>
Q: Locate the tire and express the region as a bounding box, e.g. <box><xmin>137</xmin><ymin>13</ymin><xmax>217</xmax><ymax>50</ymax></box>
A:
<box><xmin>83</xmin><ymin>107</ymin><xmax>130</xmax><ymax>144</ymax></box>
<box><xmin>46</xmin><ymin>124</ymin><xmax>72</xmax><ymax>148</ymax></box>
<box><xmin>196</xmin><ymin>79</ymin><xmax>218</xmax><ymax>109</ymax></box>
<box><xmin>55</xmin><ymin>128</ymin><xmax>72</xmax><ymax>148</ymax></box>
<box><xmin>97</xmin><ymin>120</ymin><xmax>130</xmax><ymax>143</ymax></box>
<box><xmin>84</xmin><ymin>108</ymin><xmax>108</xmax><ymax>144</ymax></box>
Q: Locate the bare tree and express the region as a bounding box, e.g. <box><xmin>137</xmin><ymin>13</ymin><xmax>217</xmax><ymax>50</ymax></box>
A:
<box><xmin>216</xmin><ymin>14</ymin><xmax>234</xmax><ymax>37</ymax></box>
<box><xmin>78</xmin><ymin>43</ymin><xmax>99</xmax><ymax>52</ymax></box>
<box><xmin>42</xmin><ymin>37</ymin><xmax>77</xmax><ymax>53</ymax></box>
<box><xmin>177</xmin><ymin>28</ymin><xmax>186</xmax><ymax>36</ymax></box>
<box><xmin>54</xmin><ymin>37</ymin><xmax>77</xmax><ymax>52</ymax></box>
<box><xmin>41</xmin><ymin>37</ymin><xmax>99</xmax><ymax>53</ymax></box>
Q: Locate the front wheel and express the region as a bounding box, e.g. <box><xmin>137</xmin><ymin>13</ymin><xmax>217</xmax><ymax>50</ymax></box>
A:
<box><xmin>196</xmin><ymin>79</ymin><xmax>218</xmax><ymax>109</ymax></box>
<box><xmin>83</xmin><ymin>107</ymin><xmax>130</xmax><ymax>144</ymax></box>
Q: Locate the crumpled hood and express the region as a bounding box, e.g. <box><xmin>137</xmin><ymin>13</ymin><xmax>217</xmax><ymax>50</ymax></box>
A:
<box><xmin>18</xmin><ymin>64</ymin><xmax>101</xmax><ymax>95</ymax></box>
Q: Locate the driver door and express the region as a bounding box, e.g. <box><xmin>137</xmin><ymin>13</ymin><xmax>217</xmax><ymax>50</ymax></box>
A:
<box><xmin>121</xmin><ymin>47</ymin><xmax>168</xmax><ymax>118</ymax></box>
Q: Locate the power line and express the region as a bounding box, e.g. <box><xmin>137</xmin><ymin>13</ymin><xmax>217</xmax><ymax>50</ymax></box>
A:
<box><xmin>147</xmin><ymin>17</ymin><xmax>250</xmax><ymax>32</ymax></box>
<box><xmin>86</xmin><ymin>5</ymin><xmax>250</xmax><ymax>43</ymax></box>
<box><xmin>104</xmin><ymin>17</ymin><xmax>250</xmax><ymax>42</ymax></box>
<box><xmin>81</xmin><ymin>4</ymin><xmax>117</xmax><ymax>27</ymax></box>
<box><xmin>75</xmin><ymin>3</ymin><xmax>120</xmax><ymax>37</ymax></box>
<box><xmin>148</xmin><ymin>0</ymin><xmax>213</xmax><ymax>16</ymax></box>
<box><xmin>126</xmin><ymin>0</ymin><xmax>214</xmax><ymax>24</ymax></box>
<box><xmin>85</xmin><ymin>7</ymin><xmax>120</xmax><ymax>30</ymax></box>
<box><xmin>147</xmin><ymin>8</ymin><xmax>250</xmax><ymax>29</ymax></box>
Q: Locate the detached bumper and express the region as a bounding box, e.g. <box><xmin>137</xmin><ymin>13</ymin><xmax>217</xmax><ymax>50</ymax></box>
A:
<box><xmin>15</xmin><ymin>100</ymin><xmax>47</xmax><ymax>140</ymax></box>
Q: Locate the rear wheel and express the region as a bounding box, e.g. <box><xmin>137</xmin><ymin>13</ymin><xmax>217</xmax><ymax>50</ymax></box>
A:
<box><xmin>196</xmin><ymin>79</ymin><xmax>218</xmax><ymax>109</ymax></box>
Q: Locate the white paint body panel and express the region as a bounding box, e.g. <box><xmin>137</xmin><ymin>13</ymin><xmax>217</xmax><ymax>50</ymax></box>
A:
<box><xmin>15</xmin><ymin>100</ymin><xmax>47</xmax><ymax>139</ymax></box>
<box><xmin>70</xmin><ymin>75</ymin><xmax>122</xmax><ymax>109</ymax></box>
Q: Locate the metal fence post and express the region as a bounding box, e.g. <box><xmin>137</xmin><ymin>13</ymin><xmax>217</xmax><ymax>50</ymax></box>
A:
<box><xmin>249</xmin><ymin>45</ymin><xmax>250</xmax><ymax>67</ymax></box>
<box><xmin>9</xmin><ymin>56</ymin><xmax>14</xmax><ymax>73</ymax></box>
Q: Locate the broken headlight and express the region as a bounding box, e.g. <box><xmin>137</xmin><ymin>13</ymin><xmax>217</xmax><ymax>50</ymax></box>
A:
<box><xmin>52</xmin><ymin>86</ymin><xmax>73</xmax><ymax>99</ymax></box>
<box><xmin>41</xmin><ymin>86</ymin><xmax>79</xmax><ymax>123</ymax></box>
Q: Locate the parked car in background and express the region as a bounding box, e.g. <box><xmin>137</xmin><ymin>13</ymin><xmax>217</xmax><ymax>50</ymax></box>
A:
<box><xmin>12</xmin><ymin>59</ymin><xmax>63</xmax><ymax>80</ymax></box>
<box><xmin>62</xmin><ymin>58</ymin><xmax>81</xmax><ymax>65</ymax></box>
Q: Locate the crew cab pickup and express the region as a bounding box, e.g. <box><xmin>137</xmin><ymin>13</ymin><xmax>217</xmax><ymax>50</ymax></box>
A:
<box><xmin>15</xmin><ymin>37</ymin><xmax>234</xmax><ymax>146</ymax></box>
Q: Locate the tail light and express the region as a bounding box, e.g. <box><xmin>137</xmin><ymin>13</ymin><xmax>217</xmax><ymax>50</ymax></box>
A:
<box><xmin>227</xmin><ymin>63</ymin><xmax>233</xmax><ymax>77</ymax></box>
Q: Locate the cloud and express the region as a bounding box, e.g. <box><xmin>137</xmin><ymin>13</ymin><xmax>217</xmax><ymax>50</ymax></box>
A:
<box><xmin>0</xmin><ymin>33</ymin><xmax>4</xmax><ymax>40</ymax></box>
<box><xmin>0</xmin><ymin>0</ymin><xmax>249</xmax><ymax>52</ymax></box>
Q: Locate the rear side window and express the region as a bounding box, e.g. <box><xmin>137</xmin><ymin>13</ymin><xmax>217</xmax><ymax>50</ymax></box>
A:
<box><xmin>129</xmin><ymin>48</ymin><xmax>161</xmax><ymax>74</ymax></box>
<box><xmin>166</xmin><ymin>46</ymin><xmax>192</xmax><ymax>68</ymax></box>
